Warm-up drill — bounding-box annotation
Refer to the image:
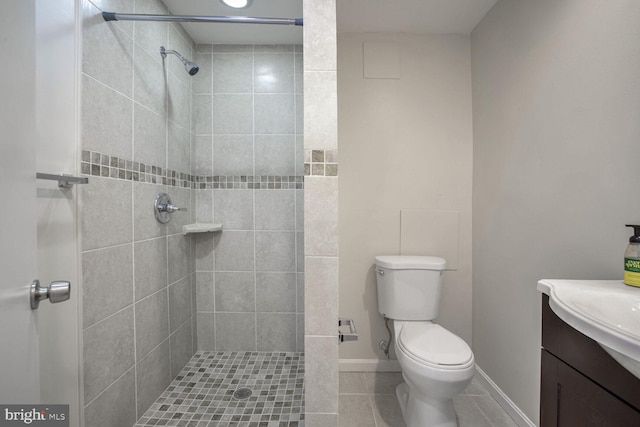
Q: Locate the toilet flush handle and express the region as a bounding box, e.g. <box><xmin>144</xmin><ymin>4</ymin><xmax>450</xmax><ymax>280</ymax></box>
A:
<box><xmin>375</xmin><ymin>268</ymin><xmax>384</xmax><ymax>276</ymax></box>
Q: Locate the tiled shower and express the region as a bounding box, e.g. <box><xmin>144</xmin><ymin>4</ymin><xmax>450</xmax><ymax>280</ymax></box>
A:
<box><xmin>79</xmin><ymin>0</ymin><xmax>305</xmax><ymax>425</ymax></box>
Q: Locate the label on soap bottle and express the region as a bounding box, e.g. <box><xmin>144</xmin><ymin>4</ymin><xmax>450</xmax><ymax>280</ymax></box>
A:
<box><xmin>624</xmin><ymin>258</ymin><xmax>640</xmax><ymax>287</ymax></box>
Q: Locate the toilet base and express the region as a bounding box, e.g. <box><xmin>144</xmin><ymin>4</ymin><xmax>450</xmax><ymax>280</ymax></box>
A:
<box><xmin>396</xmin><ymin>382</ymin><xmax>458</xmax><ymax>427</ymax></box>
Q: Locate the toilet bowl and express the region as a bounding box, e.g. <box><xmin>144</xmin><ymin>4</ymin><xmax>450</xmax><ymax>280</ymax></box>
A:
<box><xmin>394</xmin><ymin>321</ymin><xmax>474</xmax><ymax>427</ymax></box>
<box><xmin>374</xmin><ymin>255</ymin><xmax>475</xmax><ymax>427</ymax></box>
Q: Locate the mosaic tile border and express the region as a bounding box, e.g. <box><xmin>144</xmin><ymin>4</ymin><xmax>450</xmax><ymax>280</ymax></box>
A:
<box><xmin>304</xmin><ymin>149</ymin><xmax>338</xmax><ymax>176</ymax></box>
<box><xmin>81</xmin><ymin>150</ymin><xmax>304</xmax><ymax>190</ymax></box>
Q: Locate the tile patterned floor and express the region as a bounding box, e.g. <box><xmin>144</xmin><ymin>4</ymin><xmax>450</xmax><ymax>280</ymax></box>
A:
<box><xmin>338</xmin><ymin>372</ymin><xmax>519</xmax><ymax>427</ymax></box>
<box><xmin>134</xmin><ymin>351</ymin><xmax>305</xmax><ymax>427</ymax></box>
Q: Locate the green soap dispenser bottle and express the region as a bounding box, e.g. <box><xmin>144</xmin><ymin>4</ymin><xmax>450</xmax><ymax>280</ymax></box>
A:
<box><xmin>624</xmin><ymin>224</ymin><xmax>640</xmax><ymax>287</ymax></box>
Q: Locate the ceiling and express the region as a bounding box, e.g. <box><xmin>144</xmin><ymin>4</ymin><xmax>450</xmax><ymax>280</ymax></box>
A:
<box><xmin>162</xmin><ymin>0</ymin><xmax>497</xmax><ymax>45</ymax></box>
<box><xmin>162</xmin><ymin>0</ymin><xmax>303</xmax><ymax>45</ymax></box>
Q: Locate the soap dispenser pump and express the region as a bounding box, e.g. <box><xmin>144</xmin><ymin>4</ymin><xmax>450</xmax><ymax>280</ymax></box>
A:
<box><xmin>624</xmin><ymin>224</ymin><xmax>640</xmax><ymax>287</ymax></box>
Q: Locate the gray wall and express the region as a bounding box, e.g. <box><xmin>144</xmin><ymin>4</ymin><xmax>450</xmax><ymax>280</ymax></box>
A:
<box><xmin>192</xmin><ymin>43</ymin><xmax>305</xmax><ymax>352</ymax></box>
<box><xmin>471</xmin><ymin>0</ymin><xmax>640</xmax><ymax>422</ymax></box>
<box><xmin>80</xmin><ymin>0</ymin><xmax>197</xmax><ymax>424</ymax></box>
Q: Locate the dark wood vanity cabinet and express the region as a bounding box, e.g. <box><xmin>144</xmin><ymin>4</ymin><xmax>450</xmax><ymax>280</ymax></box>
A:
<box><xmin>541</xmin><ymin>295</ymin><xmax>640</xmax><ymax>426</ymax></box>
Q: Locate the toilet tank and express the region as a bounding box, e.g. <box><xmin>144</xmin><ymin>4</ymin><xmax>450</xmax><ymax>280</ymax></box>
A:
<box><xmin>375</xmin><ymin>255</ymin><xmax>446</xmax><ymax>321</ymax></box>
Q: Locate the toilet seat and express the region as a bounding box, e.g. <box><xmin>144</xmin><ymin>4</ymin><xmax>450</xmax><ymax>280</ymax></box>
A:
<box><xmin>397</xmin><ymin>323</ymin><xmax>473</xmax><ymax>369</ymax></box>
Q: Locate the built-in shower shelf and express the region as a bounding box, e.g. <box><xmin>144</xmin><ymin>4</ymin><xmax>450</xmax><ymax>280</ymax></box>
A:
<box><xmin>182</xmin><ymin>223</ymin><xmax>223</xmax><ymax>235</ymax></box>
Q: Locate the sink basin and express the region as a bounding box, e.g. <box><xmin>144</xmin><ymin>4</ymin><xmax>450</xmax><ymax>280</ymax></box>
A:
<box><xmin>537</xmin><ymin>279</ymin><xmax>640</xmax><ymax>379</ymax></box>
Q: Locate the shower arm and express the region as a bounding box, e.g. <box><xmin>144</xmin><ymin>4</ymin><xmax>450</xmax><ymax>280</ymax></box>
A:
<box><xmin>102</xmin><ymin>12</ymin><xmax>303</xmax><ymax>26</ymax></box>
<box><xmin>160</xmin><ymin>47</ymin><xmax>186</xmax><ymax>62</ymax></box>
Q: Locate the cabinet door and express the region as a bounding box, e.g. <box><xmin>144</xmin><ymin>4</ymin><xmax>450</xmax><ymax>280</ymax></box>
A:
<box><xmin>542</xmin><ymin>350</ymin><xmax>640</xmax><ymax>427</ymax></box>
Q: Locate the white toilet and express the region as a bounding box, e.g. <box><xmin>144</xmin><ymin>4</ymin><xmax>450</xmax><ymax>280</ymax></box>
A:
<box><xmin>375</xmin><ymin>255</ymin><xmax>474</xmax><ymax>427</ymax></box>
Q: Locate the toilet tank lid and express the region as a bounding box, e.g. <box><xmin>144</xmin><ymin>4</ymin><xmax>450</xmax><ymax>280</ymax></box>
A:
<box><xmin>375</xmin><ymin>256</ymin><xmax>446</xmax><ymax>270</ymax></box>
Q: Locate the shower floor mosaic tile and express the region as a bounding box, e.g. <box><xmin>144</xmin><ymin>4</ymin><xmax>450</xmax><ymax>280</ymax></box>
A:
<box><xmin>134</xmin><ymin>351</ymin><xmax>305</xmax><ymax>427</ymax></box>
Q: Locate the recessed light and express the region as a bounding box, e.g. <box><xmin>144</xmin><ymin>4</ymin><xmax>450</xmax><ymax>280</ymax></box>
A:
<box><xmin>220</xmin><ymin>0</ymin><xmax>252</xmax><ymax>9</ymax></box>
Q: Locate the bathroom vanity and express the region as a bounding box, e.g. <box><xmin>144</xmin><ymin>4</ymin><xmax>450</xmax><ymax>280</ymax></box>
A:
<box><xmin>540</xmin><ymin>294</ymin><xmax>640</xmax><ymax>426</ymax></box>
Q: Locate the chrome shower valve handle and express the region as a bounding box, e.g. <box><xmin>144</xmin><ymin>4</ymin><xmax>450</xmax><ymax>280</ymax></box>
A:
<box><xmin>154</xmin><ymin>192</ymin><xmax>187</xmax><ymax>223</ymax></box>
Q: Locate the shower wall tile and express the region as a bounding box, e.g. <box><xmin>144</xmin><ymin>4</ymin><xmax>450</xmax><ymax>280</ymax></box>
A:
<box><xmin>167</xmin><ymin>25</ymin><xmax>194</xmax><ymax>86</ymax></box>
<box><xmin>81</xmin><ymin>177</ymin><xmax>133</xmax><ymax>250</ymax></box>
<box><xmin>212</xmin><ymin>94</ymin><xmax>253</xmax><ymax>134</ymax></box>
<box><xmin>195</xmin><ymin>271</ymin><xmax>215</xmax><ymax>312</ymax></box>
<box><xmin>193</xmin><ymin>94</ymin><xmax>212</xmax><ymax>135</ymax></box>
<box><xmin>136</xmin><ymin>340</ymin><xmax>171</xmax><ymax>417</ymax></box>
<box><xmin>83</xmin><ymin>307</ymin><xmax>135</xmax><ymax>403</ymax></box>
<box><xmin>256</xmin><ymin>272</ymin><xmax>297</xmax><ymax>312</ymax></box>
<box><xmin>193</xmin><ymin>53</ymin><xmax>213</xmax><ymax>94</ymax></box>
<box><xmin>194</xmin><ymin>135</ymin><xmax>213</xmax><ymax>176</ymax></box>
<box><xmin>255</xmin><ymin>45</ymin><xmax>295</xmax><ymax>54</ymax></box>
<box><xmin>254</xmin><ymin>135</ymin><xmax>296</xmax><ymax>176</ymax></box>
<box><xmin>295</xmin><ymin>54</ymin><xmax>304</xmax><ymax>94</ymax></box>
<box><xmin>134</xmin><ymin>104</ymin><xmax>166</xmax><ymax>167</ymax></box>
<box><xmin>296</xmin><ymin>189</ymin><xmax>304</xmax><ymax>230</ymax></box>
<box><xmin>213</xmin><ymin>135</ymin><xmax>254</xmax><ymax>175</ymax></box>
<box><xmin>133</xmin><ymin>183</ymin><xmax>167</xmax><ymax>241</ymax></box>
<box><xmin>304</xmin><ymin>177</ymin><xmax>338</xmax><ymax>256</ymax></box>
<box><xmin>254</xmin><ymin>54</ymin><xmax>295</xmax><ymax>93</ymax></box>
<box><xmin>197</xmin><ymin>313</ymin><xmax>216</xmax><ymax>351</ymax></box>
<box><xmin>133</xmin><ymin>0</ymin><xmax>168</xmax><ymax>58</ymax></box>
<box><xmin>134</xmin><ymin>237</ymin><xmax>167</xmax><ymax>301</ymax></box>
<box><xmin>168</xmin><ymin>276</ymin><xmax>192</xmax><ymax>333</ymax></box>
<box><xmin>170</xmin><ymin>320</ymin><xmax>194</xmax><ymax>378</ymax></box>
<box><xmin>212</xmin><ymin>44</ymin><xmax>254</xmax><ymax>54</ymax></box>
<box><xmin>134</xmin><ymin>289</ymin><xmax>169</xmax><ymax>361</ymax></box>
<box><xmin>167</xmin><ymin>75</ymin><xmax>191</xmax><ymax>130</ymax></box>
<box><xmin>254</xmin><ymin>94</ymin><xmax>295</xmax><ymax>134</ymax></box>
<box><xmin>168</xmin><ymin>121</ymin><xmax>191</xmax><ymax>172</ymax></box>
<box><xmin>168</xmin><ymin>234</ymin><xmax>190</xmax><ymax>284</ymax></box>
<box><xmin>133</xmin><ymin>46</ymin><xmax>167</xmax><ymax>116</ymax></box>
<box><xmin>304</xmin><ymin>71</ymin><xmax>337</xmax><ymax>149</ymax></box>
<box><xmin>84</xmin><ymin>368</ymin><xmax>136</xmax><ymax>427</ymax></box>
<box><xmin>82</xmin><ymin>244</ymin><xmax>133</xmax><ymax>328</ymax></box>
<box><xmin>215</xmin><ymin>272</ymin><xmax>255</xmax><ymax>312</ymax></box>
<box><xmin>296</xmin><ymin>231</ymin><xmax>305</xmax><ymax>272</ymax></box>
<box><xmin>196</xmin><ymin>44</ymin><xmax>213</xmax><ymax>54</ymax></box>
<box><xmin>257</xmin><ymin>313</ymin><xmax>297</xmax><ymax>351</ymax></box>
<box><xmin>82</xmin><ymin>75</ymin><xmax>133</xmax><ymax>159</ymax></box>
<box><xmin>305</xmin><ymin>336</ymin><xmax>338</xmax><ymax>414</ymax></box>
<box><xmin>297</xmin><ymin>273</ymin><xmax>305</xmax><ymax>313</ymax></box>
<box><xmin>215</xmin><ymin>313</ymin><xmax>256</xmax><ymax>351</ymax></box>
<box><xmin>297</xmin><ymin>313</ymin><xmax>304</xmax><ymax>352</ymax></box>
<box><xmin>255</xmin><ymin>190</ymin><xmax>295</xmax><ymax>230</ymax></box>
<box><xmin>195</xmin><ymin>188</ymin><xmax>213</xmax><ymax>223</ymax></box>
<box><xmin>212</xmin><ymin>54</ymin><xmax>253</xmax><ymax>93</ymax></box>
<box><xmin>214</xmin><ymin>230</ymin><xmax>255</xmax><ymax>271</ymax></box>
<box><xmin>195</xmin><ymin>233</ymin><xmax>215</xmax><ymax>271</ymax></box>
<box><xmin>213</xmin><ymin>190</ymin><xmax>254</xmax><ymax>230</ymax></box>
<box><xmin>302</xmin><ymin>0</ymin><xmax>337</xmax><ymax>71</ymax></box>
<box><xmin>83</xmin><ymin>1</ymin><xmax>133</xmax><ymax>97</ymax></box>
<box><xmin>256</xmin><ymin>231</ymin><xmax>296</xmax><ymax>272</ymax></box>
<box><xmin>305</xmin><ymin>256</ymin><xmax>338</xmax><ymax>336</ymax></box>
<box><xmin>296</xmin><ymin>93</ymin><xmax>304</xmax><ymax>134</ymax></box>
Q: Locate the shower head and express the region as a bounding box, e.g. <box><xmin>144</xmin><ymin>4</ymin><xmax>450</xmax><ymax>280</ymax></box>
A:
<box><xmin>160</xmin><ymin>46</ymin><xmax>199</xmax><ymax>76</ymax></box>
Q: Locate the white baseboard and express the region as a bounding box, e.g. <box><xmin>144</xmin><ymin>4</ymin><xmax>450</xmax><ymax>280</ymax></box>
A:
<box><xmin>339</xmin><ymin>358</ymin><xmax>401</xmax><ymax>372</ymax></box>
<box><xmin>475</xmin><ymin>365</ymin><xmax>536</xmax><ymax>427</ymax></box>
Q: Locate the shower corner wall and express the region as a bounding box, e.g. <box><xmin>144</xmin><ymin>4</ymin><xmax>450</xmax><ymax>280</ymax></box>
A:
<box><xmin>191</xmin><ymin>42</ymin><xmax>305</xmax><ymax>353</ymax></box>
<box><xmin>79</xmin><ymin>0</ymin><xmax>198</xmax><ymax>424</ymax></box>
